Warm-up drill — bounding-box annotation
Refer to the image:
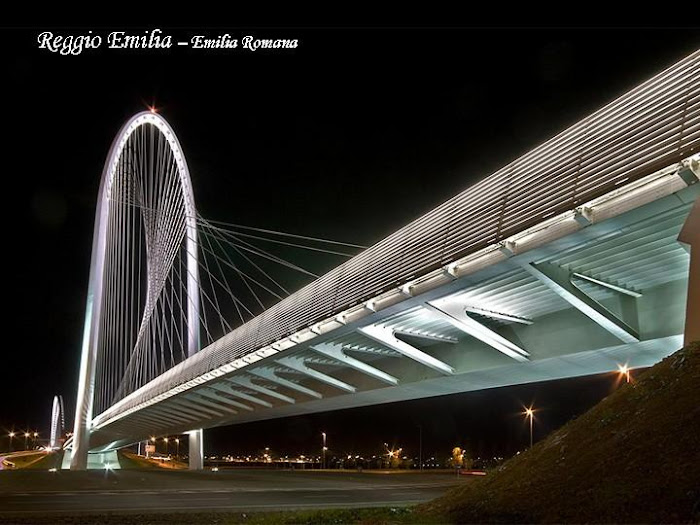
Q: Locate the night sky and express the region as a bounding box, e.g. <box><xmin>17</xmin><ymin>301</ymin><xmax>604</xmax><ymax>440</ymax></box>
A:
<box><xmin>3</xmin><ymin>27</ymin><xmax>698</xmax><ymax>459</ymax></box>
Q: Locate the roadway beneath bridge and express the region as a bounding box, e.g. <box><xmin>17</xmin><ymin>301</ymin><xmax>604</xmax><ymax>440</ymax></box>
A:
<box><xmin>0</xmin><ymin>469</ymin><xmax>461</xmax><ymax>517</ymax></box>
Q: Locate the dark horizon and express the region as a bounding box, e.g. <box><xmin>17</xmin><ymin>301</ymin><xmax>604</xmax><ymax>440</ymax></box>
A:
<box><xmin>203</xmin><ymin>368</ymin><xmax>634</xmax><ymax>460</ymax></box>
<box><xmin>3</xmin><ymin>27</ymin><xmax>697</xmax><ymax>458</ymax></box>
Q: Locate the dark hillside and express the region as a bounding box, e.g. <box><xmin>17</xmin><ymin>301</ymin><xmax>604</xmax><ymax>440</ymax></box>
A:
<box><xmin>422</xmin><ymin>341</ymin><xmax>700</xmax><ymax>523</ymax></box>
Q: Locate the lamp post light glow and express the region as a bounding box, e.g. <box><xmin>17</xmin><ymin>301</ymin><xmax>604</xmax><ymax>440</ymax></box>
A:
<box><xmin>524</xmin><ymin>407</ymin><xmax>535</xmax><ymax>448</ymax></box>
<box><xmin>8</xmin><ymin>432</ymin><xmax>15</xmax><ymax>451</ymax></box>
<box><xmin>322</xmin><ymin>432</ymin><xmax>327</xmax><ymax>469</ymax></box>
<box><xmin>618</xmin><ymin>363</ymin><xmax>631</xmax><ymax>383</ymax></box>
<box><xmin>24</xmin><ymin>432</ymin><xmax>30</xmax><ymax>450</ymax></box>
<box><xmin>164</xmin><ymin>437</ymin><xmax>169</xmax><ymax>457</ymax></box>
<box><xmin>175</xmin><ymin>438</ymin><xmax>180</xmax><ymax>459</ymax></box>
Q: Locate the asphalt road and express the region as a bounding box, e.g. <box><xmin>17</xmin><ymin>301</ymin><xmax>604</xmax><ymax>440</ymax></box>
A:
<box><xmin>0</xmin><ymin>469</ymin><xmax>461</xmax><ymax>516</ymax></box>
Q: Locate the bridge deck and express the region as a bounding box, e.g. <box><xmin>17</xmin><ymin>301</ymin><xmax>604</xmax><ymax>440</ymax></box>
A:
<box><xmin>88</xmin><ymin>50</ymin><xmax>699</xmax><ymax>448</ymax></box>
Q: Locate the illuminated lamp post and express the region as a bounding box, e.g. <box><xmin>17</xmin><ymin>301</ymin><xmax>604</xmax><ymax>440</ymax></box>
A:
<box><xmin>524</xmin><ymin>407</ymin><xmax>535</xmax><ymax>448</ymax></box>
<box><xmin>618</xmin><ymin>363</ymin><xmax>631</xmax><ymax>383</ymax></box>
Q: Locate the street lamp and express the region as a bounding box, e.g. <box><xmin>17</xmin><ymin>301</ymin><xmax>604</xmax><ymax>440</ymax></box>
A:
<box><xmin>418</xmin><ymin>425</ymin><xmax>423</xmax><ymax>471</ymax></box>
<box><xmin>164</xmin><ymin>437</ymin><xmax>169</xmax><ymax>457</ymax></box>
<box><xmin>523</xmin><ymin>407</ymin><xmax>535</xmax><ymax>448</ymax></box>
<box><xmin>322</xmin><ymin>432</ymin><xmax>327</xmax><ymax>470</ymax></box>
<box><xmin>24</xmin><ymin>432</ymin><xmax>30</xmax><ymax>450</ymax></box>
<box><xmin>8</xmin><ymin>432</ymin><xmax>15</xmax><ymax>451</ymax></box>
<box><xmin>175</xmin><ymin>438</ymin><xmax>180</xmax><ymax>459</ymax></box>
<box><xmin>618</xmin><ymin>363</ymin><xmax>631</xmax><ymax>383</ymax></box>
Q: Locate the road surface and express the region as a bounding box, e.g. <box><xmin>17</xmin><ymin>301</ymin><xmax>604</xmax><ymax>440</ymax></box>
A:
<box><xmin>0</xmin><ymin>469</ymin><xmax>461</xmax><ymax>516</ymax></box>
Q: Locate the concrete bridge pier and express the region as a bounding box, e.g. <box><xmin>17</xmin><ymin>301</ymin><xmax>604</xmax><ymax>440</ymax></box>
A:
<box><xmin>678</xmin><ymin>184</ymin><xmax>699</xmax><ymax>346</ymax></box>
<box><xmin>187</xmin><ymin>429</ymin><xmax>204</xmax><ymax>470</ymax></box>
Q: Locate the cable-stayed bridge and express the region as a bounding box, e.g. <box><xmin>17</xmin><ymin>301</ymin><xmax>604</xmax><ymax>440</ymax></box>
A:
<box><xmin>67</xmin><ymin>51</ymin><xmax>699</xmax><ymax>469</ymax></box>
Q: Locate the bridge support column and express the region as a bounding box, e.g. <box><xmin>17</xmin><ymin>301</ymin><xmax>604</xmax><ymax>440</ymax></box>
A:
<box><xmin>187</xmin><ymin>429</ymin><xmax>204</xmax><ymax>470</ymax></box>
<box><xmin>678</xmin><ymin>194</ymin><xmax>699</xmax><ymax>346</ymax></box>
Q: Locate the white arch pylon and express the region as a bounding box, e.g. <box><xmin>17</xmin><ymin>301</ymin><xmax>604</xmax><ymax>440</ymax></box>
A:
<box><xmin>71</xmin><ymin>111</ymin><xmax>201</xmax><ymax>470</ymax></box>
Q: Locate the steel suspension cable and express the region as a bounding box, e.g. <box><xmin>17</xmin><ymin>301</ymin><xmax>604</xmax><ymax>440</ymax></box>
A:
<box><xmin>200</xmin><ymin>218</ymin><xmax>367</xmax><ymax>249</ymax></box>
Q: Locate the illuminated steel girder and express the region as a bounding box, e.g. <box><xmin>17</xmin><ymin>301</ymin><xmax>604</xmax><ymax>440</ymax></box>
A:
<box><xmin>250</xmin><ymin>368</ymin><xmax>323</xmax><ymax>399</ymax></box>
<box><xmin>358</xmin><ymin>325</ymin><xmax>454</xmax><ymax>375</ymax></box>
<box><xmin>310</xmin><ymin>343</ymin><xmax>398</xmax><ymax>385</ymax></box>
<box><xmin>521</xmin><ymin>262</ymin><xmax>640</xmax><ymax>343</ymax></box>
<box><xmin>276</xmin><ymin>356</ymin><xmax>356</xmax><ymax>392</ymax></box>
<box><xmin>424</xmin><ymin>301</ymin><xmax>530</xmax><ymax>361</ymax></box>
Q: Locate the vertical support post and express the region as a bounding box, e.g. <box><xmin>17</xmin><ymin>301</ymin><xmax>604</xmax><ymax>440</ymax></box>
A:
<box><xmin>50</xmin><ymin>395</ymin><xmax>60</xmax><ymax>449</ymax></box>
<box><xmin>184</xmin><ymin>185</ymin><xmax>202</xmax><ymax>469</ymax></box>
<box><xmin>185</xmin><ymin>215</ymin><xmax>200</xmax><ymax>359</ymax></box>
<box><xmin>419</xmin><ymin>425</ymin><xmax>423</xmax><ymax>471</ymax></box>
<box><xmin>678</xmin><ymin>197</ymin><xmax>700</xmax><ymax>346</ymax></box>
<box><xmin>188</xmin><ymin>429</ymin><xmax>204</xmax><ymax>470</ymax></box>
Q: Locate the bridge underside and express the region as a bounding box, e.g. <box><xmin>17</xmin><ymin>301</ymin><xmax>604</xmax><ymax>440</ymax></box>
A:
<box><xmin>86</xmin><ymin>180</ymin><xmax>698</xmax><ymax>453</ymax></box>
